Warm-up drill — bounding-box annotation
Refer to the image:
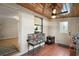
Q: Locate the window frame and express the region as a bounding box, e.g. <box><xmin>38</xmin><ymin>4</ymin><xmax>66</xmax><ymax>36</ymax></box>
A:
<box><xmin>34</xmin><ymin>16</ymin><xmax>43</xmax><ymax>33</ymax></box>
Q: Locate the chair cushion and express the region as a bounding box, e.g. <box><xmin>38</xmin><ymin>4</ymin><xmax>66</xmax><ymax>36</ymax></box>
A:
<box><xmin>27</xmin><ymin>33</ymin><xmax>45</xmax><ymax>46</ymax></box>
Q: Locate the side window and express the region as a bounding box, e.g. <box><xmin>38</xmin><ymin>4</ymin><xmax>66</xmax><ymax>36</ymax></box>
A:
<box><xmin>34</xmin><ymin>16</ymin><xmax>43</xmax><ymax>33</ymax></box>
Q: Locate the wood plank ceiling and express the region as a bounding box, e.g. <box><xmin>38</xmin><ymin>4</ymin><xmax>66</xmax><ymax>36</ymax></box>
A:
<box><xmin>18</xmin><ymin>3</ymin><xmax>79</xmax><ymax>19</ymax></box>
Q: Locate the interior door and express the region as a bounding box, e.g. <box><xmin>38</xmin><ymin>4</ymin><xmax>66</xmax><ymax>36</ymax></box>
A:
<box><xmin>56</xmin><ymin>20</ymin><xmax>70</xmax><ymax>46</ymax></box>
<box><xmin>56</xmin><ymin>18</ymin><xmax>79</xmax><ymax>46</ymax></box>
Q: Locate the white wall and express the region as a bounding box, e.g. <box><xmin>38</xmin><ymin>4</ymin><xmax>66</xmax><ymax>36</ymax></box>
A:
<box><xmin>7</xmin><ymin>4</ymin><xmax>49</xmax><ymax>55</ymax></box>
<box><xmin>0</xmin><ymin>19</ymin><xmax>3</xmax><ymax>38</ymax></box>
<box><xmin>43</xmin><ymin>19</ymin><xmax>49</xmax><ymax>41</ymax></box>
<box><xmin>18</xmin><ymin>10</ymin><xmax>49</xmax><ymax>55</ymax></box>
<box><xmin>48</xmin><ymin>17</ymin><xmax>79</xmax><ymax>45</ymax></box>
<box><xmin>18</xmin><ymin>10</ymin><xmax>34</xmax><ymax>54</ymax></box>
<box><xmin>0</xmin><ymin>4</ymin><xmax>19</xmax><ymax>39</ymax></box>
<box><xmin>0</xmin><ymin>4</ymin><xmax>49</xmax><ymax>55</ymax></box>
<box><xmin>0</xmin><ymin>19</ymin><xmax>18</xmax><ymax>39</ymax></box>
<box><xmin>0</xmin><ymin>18</ymin><xmax>18</xmax><ymax>39</ymax></box>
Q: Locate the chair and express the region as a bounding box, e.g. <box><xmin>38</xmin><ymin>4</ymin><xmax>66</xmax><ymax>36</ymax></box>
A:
<box><xmin>27</xmin><ymin>33</ymin><xmax>45</xmax><ymax>55</ymax></box>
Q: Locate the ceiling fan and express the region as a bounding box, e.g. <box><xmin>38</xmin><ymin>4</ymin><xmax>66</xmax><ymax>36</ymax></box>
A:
<box><xmin>51</xmin><ymin>3</ymin><xmax>68</xmax><ymax>18</ymax></box>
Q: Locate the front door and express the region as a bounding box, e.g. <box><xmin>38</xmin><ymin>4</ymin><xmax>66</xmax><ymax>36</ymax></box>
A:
<box><xmin>56</xmin><ymin>18</ymin><xmax>79</xmax><ymax>46</ymax></box>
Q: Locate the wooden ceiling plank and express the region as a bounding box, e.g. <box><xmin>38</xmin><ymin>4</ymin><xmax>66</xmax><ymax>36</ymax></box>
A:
<box><xmin>18</xmin><ymin>3</ymin><xmax>79</xmax><ymax>20</ymax></box>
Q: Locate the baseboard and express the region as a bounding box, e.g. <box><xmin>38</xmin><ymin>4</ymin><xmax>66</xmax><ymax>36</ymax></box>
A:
<box><xmin>56</xmin><ymin>43</ymin><xmax>70</xmax><ymax>48</ymax></box>
<box><xmin>13</xmin><ymin>51</ymin><xmax>28</xmax><ymax>56</ymax></box>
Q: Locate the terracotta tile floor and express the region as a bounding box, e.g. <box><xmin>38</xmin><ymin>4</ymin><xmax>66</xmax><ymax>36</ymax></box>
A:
<box><xmin>23</xmin><ymin>44</ymin><xmax>76</xmax><ymax>56</ymax></box>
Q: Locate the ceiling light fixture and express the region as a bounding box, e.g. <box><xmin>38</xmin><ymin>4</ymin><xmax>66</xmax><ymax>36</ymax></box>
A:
<box><xmin>51</xmin><ymin>3</ymin><xmax>69</xmax><ymax>19</ymax></box>
<box><xmin>52</xmin><ymin>9</ymin><xmax>56</xmax><ymax>14</ymax></box>
<box><xmin>51</xmin><ymin>15</ymin><xmax>56</xmax><ymax>18</ymax></box>
<box><xmin>51</xmin><ymin>9</ymin><xmax>56</xmax><ymax>18</ymax></box>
